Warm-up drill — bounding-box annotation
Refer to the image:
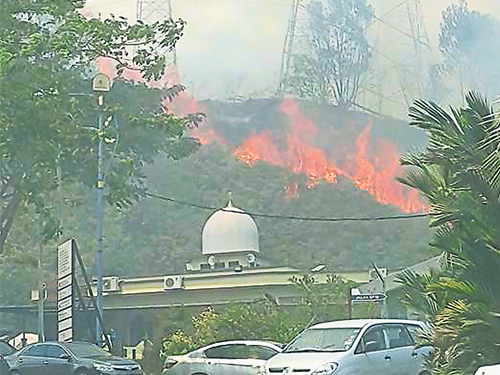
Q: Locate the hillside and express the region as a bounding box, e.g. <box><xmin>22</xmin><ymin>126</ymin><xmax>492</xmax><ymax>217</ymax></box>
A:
<box><xmin>106</xmin><ymin>98</ymin><xmax>431</xmax><ymax>276</ymax></box>
<box><xmin>0</xmin><ymin>99</ymin><xmax>431</xmax><ymax>308</ymax></box>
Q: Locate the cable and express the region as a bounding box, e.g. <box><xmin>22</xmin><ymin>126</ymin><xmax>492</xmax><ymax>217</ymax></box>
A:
<box><xmin>145</xmin><ymin>192</ymin><xmax>430</xmax><ymax>222</ymax></box>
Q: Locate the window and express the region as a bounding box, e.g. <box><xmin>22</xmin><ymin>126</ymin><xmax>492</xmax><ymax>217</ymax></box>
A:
<box><xmin>214</xmin><ymin>261</ymin><xmax>226</xmax><ymax>269</ymax></box>
<box><xmin>228</xmin><ymin>260</ymin><xmax>240</xmax><ymax>268</ymax></box>
<box><xmin>285</xmin><ymin>327</ymin><xmax>361</xmax><ymax>352</ymax></box>
<box><xmin>247</xmin><ymin>345</ymin><xmax>278</xmax><ymax>360</ymax></box>
<box><xmin>384</xmin><ymin>325</ymin><xmax>413</xmax><ymax>348</ymax></box>
<box><xmin>200</xmin><ymin>263</ymin><xmax>210</xmax><ymax>270</ymax></box>
<box><xmin>356</xmin><ymin>326</ymin><xmax>386</xmax><ymax>353</ymax></box>
<box><xmin>0</xmin><ymin>342</ymin><xmax>15</xmax><ymax>356</ymax></box>
<box><xmin>23</xmin><ymin>345</ymin><xmax>46</xmax><ymax>357</ymax></box>
<box><xmin>46</xmin><ymin>345</ymin><xmax>67</xmax><ymax>358</ymax></box>
<box><xmin>405</xmin><ymin>324</ymin><xmax>423</xmax><ymax>344</ymax></box>
<box><xmin>205</xmin><ymin>344</ymin><xmax>246</xmax><ymax>359</ymax></box>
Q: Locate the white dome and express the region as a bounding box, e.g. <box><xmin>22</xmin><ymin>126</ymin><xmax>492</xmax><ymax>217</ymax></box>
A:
<box><xmin>202</xmin><ymin>200</ymin><xmax>259</xmax><ymax>255</ymax></box>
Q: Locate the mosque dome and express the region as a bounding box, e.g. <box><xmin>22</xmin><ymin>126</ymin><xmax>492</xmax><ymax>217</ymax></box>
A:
<box><xmin>202</xmin><ymin>200</ymin><xmax>259</xmax><ymax>255</ymax></box>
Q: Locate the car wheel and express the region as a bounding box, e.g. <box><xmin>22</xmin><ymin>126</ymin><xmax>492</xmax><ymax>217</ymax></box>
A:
<box><xmin>75</xmin><ymin>369</ymin><xmax>91</xmax><ymax>375</ymax></box>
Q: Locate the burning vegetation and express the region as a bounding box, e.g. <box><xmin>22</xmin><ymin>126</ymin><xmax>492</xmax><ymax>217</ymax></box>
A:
<box><xmin>194</xmin><ymin>98</ymin><xmax>426</xmax><ymax>213</ymax></box>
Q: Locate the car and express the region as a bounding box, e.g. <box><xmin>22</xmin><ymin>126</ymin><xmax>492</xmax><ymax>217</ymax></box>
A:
<box><xmin>162</xmin><ymin>340</ymin><xmax>283</xmax><ymax>375</ymax></box>
<box><xmin>5</xmin><ymin>340</ymin><xmax>143</xmax><ymax>375</ymax></box>
<box><xmin>0</xmin><ymin>340</ymin><xmax>17</xmax><ymax>375</ymax></box>
<box><xmin>263</xmin><ymin>319</ymin><xmax>431</xmax><ymax>375</ymax></box>
<box><xmin>475</xmin><ymin>364</ymin><xmax>500</xmax><ymax>375</ymax></box>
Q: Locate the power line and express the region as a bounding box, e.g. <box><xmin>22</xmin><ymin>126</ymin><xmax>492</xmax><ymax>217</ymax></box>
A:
<box><xmin>145</xmin><ymin>192</ymin><xmax>430</xmax><ymax>222</ymax></box>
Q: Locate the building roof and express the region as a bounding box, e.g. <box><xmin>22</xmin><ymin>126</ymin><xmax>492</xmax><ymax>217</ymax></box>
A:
<box><xmin>202</xmin><ymin>200</ymin><xmax>259</xmax><ymax>255</ymax></box>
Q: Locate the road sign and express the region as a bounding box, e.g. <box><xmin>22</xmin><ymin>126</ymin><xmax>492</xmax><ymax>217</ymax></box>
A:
<box><xmin>351</xmin><ymin>293</ymin><xmax>387</xmax><ymax>302</ymax></box>
<box><xmin>58</xmin><ymin>239</ymin><xmax>74</xmax><ymax>342</ymax></box>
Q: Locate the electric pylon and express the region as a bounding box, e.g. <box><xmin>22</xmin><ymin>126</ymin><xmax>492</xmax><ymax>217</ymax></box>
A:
<box><xmin>277</xmin><ymin>0</ymin><xmax>301</xmax><ymax>97</ymax></box>
<box><xmin>136</xmin><ymin>0</ymin><xmax>176</xmax><ymax>63</ymax></box>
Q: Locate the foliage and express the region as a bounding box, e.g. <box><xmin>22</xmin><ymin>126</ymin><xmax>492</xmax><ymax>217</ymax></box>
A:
<box><xmin>0</xmin><ymin>0</ymin><xmax>200</xmax><ymax>254</ymax></box>
<box><xmin>397</xmin><ymin>92</ymin><xmax>500</xmax><ymax>374</ymax></box>
<box><xmin>291</xmin><ymin>274</ymin><xmax>352</xmax><ymax>325</ymax></box>
<box><xmin>160</xmin><ymin>274</ymin><xmax>375</xmax><ymax>359</ymax></box>
<box><xmin>288</xmin><ymin>0</ymin><xmax>373</xmax><ymax>109</ymax></box>
<box><xmin>435</xmin><ymin>1</ymin><xmax>500</xmax><ymax>100</ymax></box>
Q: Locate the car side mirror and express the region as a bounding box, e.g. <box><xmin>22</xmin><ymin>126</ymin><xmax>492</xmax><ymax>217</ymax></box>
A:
<box><xmin>60</xmin><ymin>353</ymin><xmax>71</xmax><ymax>361</ymax></box>
<box><xmin>364</xmin><ymin>341</ymin><xmax>379</xmax><ymax>353</ymax></box>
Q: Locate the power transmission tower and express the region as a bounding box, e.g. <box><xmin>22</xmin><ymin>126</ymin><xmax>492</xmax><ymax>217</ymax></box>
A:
<box><xmin>277</xmin><ymin>0</ymin><xmax>301</xmax><ymax>97</ymax></box>
<box><xmin>136</xmin><ymin>0</ymin><xmax>177</xmax><ymax>64</ymax></box>
<box><xmin>406</xmin><ymin>0</ymin><xmax>430</xmax><ymax>98</ymax></box>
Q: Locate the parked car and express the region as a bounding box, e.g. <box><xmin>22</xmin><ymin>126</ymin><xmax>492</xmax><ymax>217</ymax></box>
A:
<box><xmin>0</xmin><ymin>340</ymin><xmax>17</xmax><ymax>375</ymax></box>
<box><xmin>162</xmin><ymin>340</ymin><xmax>283</xmax><ymax>375</ymax></box>
<box><xmin>5</xmin><ymin>341</ymin><xmax>142</xmax><ymax>375</ymax></box>
<box><xmin>263</xmin><ymin>319</ymin><xmax>430</xmax><ymax>375</ymax></box>
<box><xmin>475</xmin><ymin>364</ymin><xmax>500</xmax><ymax>375</ymax></box>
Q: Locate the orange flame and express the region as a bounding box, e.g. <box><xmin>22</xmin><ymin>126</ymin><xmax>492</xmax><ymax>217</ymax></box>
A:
<box><xmin>232</xmin><ymin>98</ymin><xmax>426</xmax><ymax>213</ymax></box>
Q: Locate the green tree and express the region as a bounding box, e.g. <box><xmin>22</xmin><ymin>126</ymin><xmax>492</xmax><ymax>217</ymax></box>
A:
<box><xmin>397</xmin><ymin>92</ymin><xmax>500</xmax><ymax>374</ymax></box>
<box><xmin>437</xmin><ymin>1</ymin><xmax>500</xmax><ymax>100</ymax></box>
<box><xmin>289</xmin><ymin>0</ymin><xmax>373</xmax><ymax>109</ymax></box>
<box><xmin>0</xmin><ymin>0</ymin><xmax>201</xmax><ymax>254</ymax></box>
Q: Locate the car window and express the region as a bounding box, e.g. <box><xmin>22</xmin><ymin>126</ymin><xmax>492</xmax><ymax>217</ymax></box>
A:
<box><xmin>405</xmin><ymin>324</ymin><xmax>423</xmax><ymax>343</ymax></box>
<box><xmin>23</xmin><ymin>345</ymin><xmax>47</xmax><ymax>357</ymax></box>
<box><xmin>384</xmin><ymin>324</ymin><xmax>413</xmax><ymax>349</ymax></box>
<box><xmin>46</xmin><ymin>345</ymin><xmax>67</xmax><ymax>358</ymax></box>
<box><xmin>247</xmin><ymin>345</ymin><xmax>278</xmax><ymax>360</ymax></box>
<box><xmin>356</xmin><ymin>325</ymin><xmax>386</xmax><ymax>353</ymax></box>
<box><xmin>0</xmin><ymin>342</ymin><xmax>15</xmax><ymax>356</ymax></box>
<box><xmin>205</xmin><ymin>344</ymin><xmax>246</xmax><ymax>359</ymax></box>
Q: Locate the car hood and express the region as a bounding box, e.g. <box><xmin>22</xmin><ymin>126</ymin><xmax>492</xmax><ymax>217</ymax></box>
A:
<box><xmin>266</xmin><ymin>352</ymin><xmax>346</xmax><ymax>372</ymax></box>
<box><xmin>90</xmin><ymin>356</ymin><xmax>139</xmax><ymax>366</ymax></box>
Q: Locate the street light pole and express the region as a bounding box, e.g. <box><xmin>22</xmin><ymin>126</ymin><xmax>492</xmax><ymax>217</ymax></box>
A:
<box><xmin>92</xmin><ymin>73</ymin><xmax>111</xmax><ymax>345</ymax></box>
<box><xmin>96</xmin><ymin>110</ymin><xmax>104</xmax><ymax>345</ymax></box>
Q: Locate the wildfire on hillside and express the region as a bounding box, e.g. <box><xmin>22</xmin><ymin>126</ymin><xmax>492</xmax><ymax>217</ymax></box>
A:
<box><xmin>97</xmin><ymin>59</ymin><xmax>425</xmax><ymax>213</ymax></box>
<box><xmin>194</xmin><ymin>98</ymin><xmax>426</xmax><ymax>213</ymax></box>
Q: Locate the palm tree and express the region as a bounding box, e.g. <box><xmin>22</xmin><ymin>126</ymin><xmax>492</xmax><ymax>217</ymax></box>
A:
<box><xmin>397</xmin><ymin>92</ymin><xmax>500</xmax><ymax>374</ymax></box>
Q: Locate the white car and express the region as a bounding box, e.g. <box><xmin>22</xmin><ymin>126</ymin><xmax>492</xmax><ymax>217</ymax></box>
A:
<box><xmin>162</xmin><ymin>340</ymin><xmax>283</xmax><ymax>375</ymax></box>
<box><xmin>263</xmin><ymin>319</ymin><xmax>430</xmax><ymax>375</ymax></box>
<box><xmin>475</xmin><ymin>364</ymin><xmax>500</xmax><ymax>375</ymax></box>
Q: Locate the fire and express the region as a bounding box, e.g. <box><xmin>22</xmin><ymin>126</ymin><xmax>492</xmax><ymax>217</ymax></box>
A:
<box><xmin>98</xmin><ymin>54</ymin><xmax>424</xmax><ymax>213</ymax></box>
<box><xmin>231</xmin><ymin>98</ymin><xmax>426</xmax><ymax>213</ymax></box>
<box><xmin>285</xmin><ymin>182</ymin><xmax>299</xmax><ymax>200</ymax></box>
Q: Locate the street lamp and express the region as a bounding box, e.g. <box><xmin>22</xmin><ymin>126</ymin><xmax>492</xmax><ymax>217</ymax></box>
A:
<box><xmin>92</xmin><ymin>73</ymin><xmax>111</xmax><ymax>345</ymax></box>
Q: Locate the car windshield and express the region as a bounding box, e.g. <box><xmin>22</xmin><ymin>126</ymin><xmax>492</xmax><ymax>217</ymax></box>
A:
<box><xmin>284</xmin><ymin>327</ymin><xmax>361</xmax><ymax>353</ymax></box>
<box><xmin>64</xmin><ymin>343</ymin><xmax>112</xmax><ymax>358</ymax></box>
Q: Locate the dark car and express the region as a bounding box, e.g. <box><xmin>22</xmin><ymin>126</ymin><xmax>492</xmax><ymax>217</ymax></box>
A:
<box><xmin>5</xmin><ymin>341</ymin><xmax>142</xmax><ymax>375</ymax></box>
<box><xmin>0</xmin><ymin>340</ymin><xmax>16</xmax><ymax>375</ymax></box>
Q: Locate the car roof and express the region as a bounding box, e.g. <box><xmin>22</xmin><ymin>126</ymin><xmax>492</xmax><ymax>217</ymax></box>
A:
<box><xmin>196</xmin><ymin>340</ymin><xmax>283</xmax><ymax>351</ymax></box>
<box><xmin>309</xmin><ymin>319</ymin><xmax>427</xmax><ymax>330</ymax></box>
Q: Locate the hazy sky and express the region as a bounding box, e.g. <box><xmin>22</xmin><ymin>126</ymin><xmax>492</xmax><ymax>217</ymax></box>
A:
<box><xmin>84</xmin><ymin>0</ymin><xmax>500</xmax><ymax>114</ymax></box>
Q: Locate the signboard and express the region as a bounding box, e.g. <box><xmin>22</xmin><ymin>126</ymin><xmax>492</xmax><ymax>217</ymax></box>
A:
<box><xmin>57</xmin><ymin>239</ymin><xmax>74</xmax><ymax>342</ymax></box>
<box><xmin>351</xmin><ymin>293</ymin><xmax>387</xmax><ymax>303</ymax></box>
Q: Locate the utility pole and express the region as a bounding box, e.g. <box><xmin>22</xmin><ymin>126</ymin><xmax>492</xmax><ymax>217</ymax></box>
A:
<box><xmin>37</xmin><ymin>246</ymin><xmax>45</xmax><ymax>342</ymax></box>
<box><xmin>92</xmin><ymin>73</ymin><xmax>111</xmax><ymax>345</ymax></box>
<box><xmin>371</xmin><ymin>262</ymin><xmax>387</xmax><ymax>318</ymax></box>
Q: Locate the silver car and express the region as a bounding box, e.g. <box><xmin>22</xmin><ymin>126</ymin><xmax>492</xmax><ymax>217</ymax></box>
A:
<box><xmin>263</xmin><ymin>319</ymin><xmax>430</xmax><ymax>375</ymax></box>
<box><xmin>162</xmin><ymin>340</ymin><xmax>282</xmax><ymax>375</ymax></box>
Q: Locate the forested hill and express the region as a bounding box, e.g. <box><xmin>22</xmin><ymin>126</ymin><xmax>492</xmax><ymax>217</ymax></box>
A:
<box><xmin>106</xmin><ymin>98</ymin><xmax>431</xmax><ymax>277</ymax></box>
<box><xmin>0</xmin><ymin>100</ymin><xmax>430</xmax><ymax>306</ymax></box>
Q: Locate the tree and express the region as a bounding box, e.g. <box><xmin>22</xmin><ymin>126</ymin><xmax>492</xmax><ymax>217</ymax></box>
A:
<box><xmin>437</xmin><ymin>1</ymin><xmax>500</xmax><ymax>99</ymax></box>
<box><xmin>288</xmin><ymin>0</ymin><xmax>373</xmax><ymax>109</ymax></box>
<box><xmin>0</xmin><ymin>0</ymin><xmax>201</xmax><ymax>253</ymax></box>
<box><xmin>397</xmin><ymin>92</ymin><xmax>500</xmax><ymax>374</ymax></box>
